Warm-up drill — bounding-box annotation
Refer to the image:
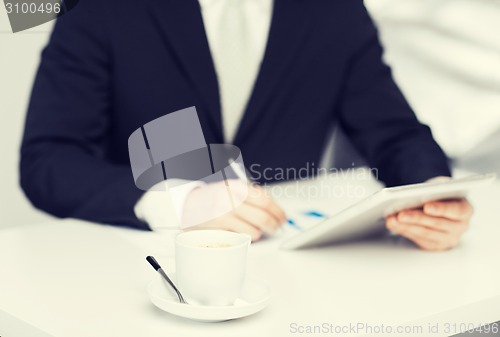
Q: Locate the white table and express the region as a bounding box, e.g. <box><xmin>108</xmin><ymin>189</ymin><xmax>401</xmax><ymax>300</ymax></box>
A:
<box><xmin>1</xmin><ymin>171</ymin><xmax>499</xmax><ymax>337</ymax></box>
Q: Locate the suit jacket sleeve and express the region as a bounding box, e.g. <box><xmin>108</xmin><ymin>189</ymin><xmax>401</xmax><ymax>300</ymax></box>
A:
<box><xmin>338</xmin><ymin>1</ymin><xmax>451</xmax><ymax>186</ymax></box>
<box><xmin>20</xmin><ymin>2</ymin><xmax>148</xmax><ymax>229</ymax></box>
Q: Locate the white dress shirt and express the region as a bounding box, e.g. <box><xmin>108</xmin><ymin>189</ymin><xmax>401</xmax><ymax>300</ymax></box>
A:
<box><xmin>135</xmin><ymin>0</ymin><xmax>273</xmax><ymax>230</ymax></box>
<box><xmin>200</xmin><ymin>0</ymin><xmax>273</xmax><ymax>142</ymax></box>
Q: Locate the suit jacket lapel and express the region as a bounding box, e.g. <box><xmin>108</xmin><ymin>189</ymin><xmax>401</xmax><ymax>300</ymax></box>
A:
<box><xmin>145</xmin><ymin>0</ymin><xmax>223</xmax><ymax>142</ymax></box>
<box><xmin>234</xmin><ymin>0</ymin><xmax>311</xmax><ymax>145</ymax></box>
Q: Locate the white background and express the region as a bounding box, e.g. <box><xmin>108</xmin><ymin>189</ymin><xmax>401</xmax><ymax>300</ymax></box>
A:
<box><xmin>0</xmin><ymin>10</ymin><xmax>53</xmax><ymax>228</ymax></box>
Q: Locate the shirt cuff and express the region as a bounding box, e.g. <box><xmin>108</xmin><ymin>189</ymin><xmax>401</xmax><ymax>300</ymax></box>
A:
<box><xmin>134</xmin><ymin>179</ymin><xmax>205</xmax><ymax>231</ymax></box>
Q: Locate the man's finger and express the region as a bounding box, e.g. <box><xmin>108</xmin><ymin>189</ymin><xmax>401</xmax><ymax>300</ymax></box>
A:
<box><xmin>389</xmin><ymin>218</ymin><xmax>450</xmax><ymax>243</ymax></box>
<box><xmin>245</xmin><ymin>185</ymin><xmax>286</xmax><ymax>222</ymax></box>
<box><xmin>402</xmin><ymin>232</ymin><xmax>445</xmax><ymax>251</ymax></box>
<box><xmin>423</xmin><ymin>199</ymin><xmax>473</xmax><ymax>221</ymax></box>
<box><xmin>233</xmin><ymin>202</ymin><xmax>281</xmax><ymax>234</ymax></box>
<box><xmin>396</xmin><ymin>210</ymin><xmax>458</xmax><ymax>233</ymax></box>
<box><xmin>219</xmin><ymin>215</ymin><xmax>263</xmax><ymax>241</ymax></box>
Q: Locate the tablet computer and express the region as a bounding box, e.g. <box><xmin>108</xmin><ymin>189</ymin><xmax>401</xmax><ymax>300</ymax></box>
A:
<box><xmin>280</xmin><ymin>173</ymin><xmax>496</xmax><ymax>250</ymax></box>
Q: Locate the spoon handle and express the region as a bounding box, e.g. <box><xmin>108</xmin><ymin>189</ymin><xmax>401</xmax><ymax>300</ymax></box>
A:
<box><xmin>146</xmin><ymin>256</ymin><xmax>187</xmax><ymax>304</ymax></box>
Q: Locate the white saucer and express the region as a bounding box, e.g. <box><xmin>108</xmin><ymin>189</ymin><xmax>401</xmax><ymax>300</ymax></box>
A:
<box><xmin>147</xmin><ymin>273</ymin><xmax>272</xmax><ymax>322</ymax></box>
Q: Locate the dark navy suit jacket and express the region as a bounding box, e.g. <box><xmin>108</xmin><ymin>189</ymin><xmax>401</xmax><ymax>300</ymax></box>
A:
<box><xmin>21</xmin><ymin>0</ymin><xmax>450</xmax><ymax>229</ymax></box>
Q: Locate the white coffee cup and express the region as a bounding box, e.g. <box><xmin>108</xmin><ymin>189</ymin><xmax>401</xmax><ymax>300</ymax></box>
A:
<box><xmin>175</xmin><ymin>230</ymin><xmax>251</xmax><ymax>306</ymax></box>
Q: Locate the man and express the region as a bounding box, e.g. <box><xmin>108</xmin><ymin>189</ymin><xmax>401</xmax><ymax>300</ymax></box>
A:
<box><xmin>21</xmin><ymin>0</ymin><xmax>472</xmax><ymax>250</ymax></box>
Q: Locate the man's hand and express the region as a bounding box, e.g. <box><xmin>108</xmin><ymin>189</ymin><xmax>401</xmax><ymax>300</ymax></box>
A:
<box><xmin>182</xmin><ymin>180</ymin><xmax>286</xmax><ymax>241</ymax></box>
<box><xmin>386</xmin><ymin>177</ymin><xmax>473</xmax><ymax>251</ymax></box>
